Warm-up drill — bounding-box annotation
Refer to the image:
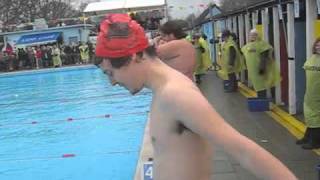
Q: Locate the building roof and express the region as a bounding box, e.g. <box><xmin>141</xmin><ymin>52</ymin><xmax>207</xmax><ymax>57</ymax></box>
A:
<box><xmin>219</xmin><ymin>0</ymin><xmax>268</xmax><ymax>13</ymax></box>
<box><xmin>84</xmin><ymin>0</ymin><xmax>166</xmax><ymax>13</ymax></box>
<box><xmin>194</xmin><ymin>4</ymin><xmax>222</xmax><ymax>26</ymax></box>
<box><xmin>0</xmin><ymin>24</ymin><xmax>94</xmax><ymax>36</ymax></box>
<box><xmin>195</xmin><ymin>0</ymin><xmax>293</xmax><ymax>26</ymax></box>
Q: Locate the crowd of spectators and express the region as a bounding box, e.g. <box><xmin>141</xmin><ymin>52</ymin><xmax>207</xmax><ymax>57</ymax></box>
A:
<box><xmin>0</xmin><ymin>41</ymin><xmax>94</xmax><ymax>72</ymax></box>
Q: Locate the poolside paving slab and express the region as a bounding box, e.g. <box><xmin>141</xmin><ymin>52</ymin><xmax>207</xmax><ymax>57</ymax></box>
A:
<box><xmin>201</xmin><ymin>72</ymin><xmax>319</xmax><ymax>180</ymax></box>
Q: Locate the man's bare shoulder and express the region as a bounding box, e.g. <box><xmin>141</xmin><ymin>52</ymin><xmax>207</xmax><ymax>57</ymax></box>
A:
<box><xmin>160</xmin><ymin>39</ymin><xmax>192</xmax><ymax>49</ymax></box>
<box><xmin>174</xmin><ymin>39</ymin><xmax>194</xmax><ymax>48</ymax></box>
<box><xmin>157</xmin><ymin>79</ymin><xmax>203</xmax><ymax>109</ymax></box>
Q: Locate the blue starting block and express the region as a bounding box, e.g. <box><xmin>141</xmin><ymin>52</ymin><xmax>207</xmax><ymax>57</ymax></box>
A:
<box><xmin>247</xmin><ymin>98</ymin><xmax>270</xmax><ymax>112</ymax></box>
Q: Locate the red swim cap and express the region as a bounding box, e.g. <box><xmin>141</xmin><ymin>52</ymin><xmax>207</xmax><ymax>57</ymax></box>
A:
<box><xmin>95</xmin><ymin>13</ymin><xmax>149</xmax><ymax>58</ymax></box>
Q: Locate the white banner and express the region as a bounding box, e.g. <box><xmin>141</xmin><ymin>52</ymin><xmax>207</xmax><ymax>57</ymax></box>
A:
<box><xmin>317</xmin><ymin>0</ymin><xmax>320</xmax><ymax>14</ymax></box>
<box><xmin>294</xmin><ymin>0</ymin><xmax>300</xmax><ymax>18</ymax></box>
<box><xmin>278</xmin><ymin>4</ymin><xmax>283</xmax><ymax>20</ymax></box>
<box><xmin>265</xmin><ymin>8</ymin><xmax>269</xmax><ymax>24</ymax></box>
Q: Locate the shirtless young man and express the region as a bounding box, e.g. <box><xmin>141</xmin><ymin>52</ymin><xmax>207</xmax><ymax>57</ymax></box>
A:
<box><xmin>95</xmin><ymin>14</ymin><xmax>297</xmax><ymax>180</ymax></box>
<box><xmin>155</xmin><ymin>20</ymin><xmax>196</xmax><ymax>80</ymax></box>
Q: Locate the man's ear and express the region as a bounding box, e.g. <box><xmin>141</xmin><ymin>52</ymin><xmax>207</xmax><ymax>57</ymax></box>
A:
<box><xmin>169</xmin><ymin>33</ymin><xmax>175</xmax><ymax>40</ymax></box>
<box><xmin>132</xmin><ymin>53</ymin><xmax>144</xmax><ymax>63</ymax></box>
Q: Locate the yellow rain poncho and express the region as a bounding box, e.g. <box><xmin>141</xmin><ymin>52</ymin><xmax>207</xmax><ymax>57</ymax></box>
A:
<box><xmin>79</xmin><ymin>44</ymin><xmax>89</xmax><ymax>63</ymax></box>
<box><xmin>185</xmin><ymin>34</ymin><xmax>192</xmax><ymax>42</ymax></box>
<box><xmin>194</xmin><ymin>37</ymin><xmax>212</xmax><ymax>75</ymax></box>
<box><xmin>52</xmin><ymin>47</ymin><xmax>62</xmax><ymax>67</ymax></box>
<box><xmin>241</xmin><ymin>38</ymin><xmax>280</xmax><ymax>91</ymax></box>
<box><xmin>219</xmin><ymin>37</ymin><xmax>245</xmax><ymax>80</ymax></box>
<box><xmin>303</xmin><ymin>54</ymin><xmax>320</xmax><ymax>128</ymax></box>
<box><xmin>199</xmin><ymin>37</ymin><xmax>212</xmax><ymax>71</ymax></box>
<box><xmin>194</xmin><ymin>40</ymin><xmax>205</xmax><ymax>75</ymax></box>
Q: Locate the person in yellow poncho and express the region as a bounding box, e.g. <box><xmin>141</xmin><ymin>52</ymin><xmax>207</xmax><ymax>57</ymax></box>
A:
<box><xmin>296</xmin><ymin>38</ymin><xmax>320</xmax><ymax>149</ymax></box>
<box><xmin>220</xmin><ymin>30</ymin><xmax>245</xmax><ymax>92</ymax></box>
<box><xmin>241</xmin><ymin>29</ymin><xmax>281</xmax><ymax>98</ymax></box>
<box><xmin>52</xmin><ymin>44</ymin><xmax>62</xmax><ymax>67</ymax></box>
<box><xmin>193</xmin><ymin>34</ymin><xmax>212</xmax><ymax>84</ymax></box>
<box><xmin>185</xmin><ymin>34</ymin><xmax>192</xmax><ymax>42</ymax></box>
<box><xmin>79</xmin><ymin>42</ymin><xmax>89</xmax><ymax>64</ymax></box>
<box><xmin>193</xmin><ymin>34</ymin><xmax>204</xmax><ymax>83</ymax></box>
<box><xmin>199</xmin><ymin>34</ymin><xmax>212</xmax><ymax>71</ymax></box>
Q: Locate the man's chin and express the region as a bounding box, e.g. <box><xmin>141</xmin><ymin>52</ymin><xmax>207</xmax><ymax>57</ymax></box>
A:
<box><xmin>130</xmin><ymin>89</ymin><xmax>141</xmax><ymax>95</ymax></box>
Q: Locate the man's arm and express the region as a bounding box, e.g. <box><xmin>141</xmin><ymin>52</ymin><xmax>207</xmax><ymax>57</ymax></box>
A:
<box><xmin>156</xmin><ymin>41</ymin><xmax>181</xmax><ymax>61</ymax></box>
<box><xmin>162</xmin><ymin>87</ymin><xmax>297</xmax><ymax>180</ymax></box>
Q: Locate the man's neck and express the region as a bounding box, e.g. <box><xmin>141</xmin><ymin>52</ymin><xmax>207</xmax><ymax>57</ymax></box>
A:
<box><xmin>143</xmin><ymin>59</ymin><xmax>169</xmax><ymax>93</ymax></box>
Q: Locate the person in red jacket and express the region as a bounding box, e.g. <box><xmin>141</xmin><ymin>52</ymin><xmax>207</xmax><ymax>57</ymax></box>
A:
<box><xmin>35</xmin><ymin>46</ymin><xmax>42</xmax><ymax>69</ymax></box>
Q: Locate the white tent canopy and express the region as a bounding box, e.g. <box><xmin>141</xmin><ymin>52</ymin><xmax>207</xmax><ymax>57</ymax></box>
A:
<box><xmin>84</xmin><ymin>0</ymin><xmax>126</xmax><ymax>13</ymax></box>
<box><xmin>124</xmin><ymin>0</ymin><xmax>165</xmax><ymax>11</ymax></box>
<box><xmin>84</xmin><ymin>0</ymin><xmax>166</xmax><ymax>13</ymax></box>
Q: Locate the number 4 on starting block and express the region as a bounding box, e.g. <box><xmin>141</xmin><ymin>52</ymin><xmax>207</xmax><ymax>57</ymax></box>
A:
<box><xmin>142</xmin><ymin>161</ymin><xmax>153</xmax><ymax>180</ymax></box>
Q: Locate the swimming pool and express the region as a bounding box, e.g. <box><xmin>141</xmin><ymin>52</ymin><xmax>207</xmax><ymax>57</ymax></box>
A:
<box><xmin>0</xmin><ymin>66</ymin><xmax>151</xmax><ymax>180</ymax></box>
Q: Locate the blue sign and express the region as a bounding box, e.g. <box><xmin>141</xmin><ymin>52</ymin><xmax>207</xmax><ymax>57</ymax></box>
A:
<box><xmin>16</xmin><ymin>32</ymin><xmax>61</xmax><ymax>45</ymax></box>
<box><xmin>143</xmin><ymin>162</ymin><xmax>153</xmax><ymax>180</ymax></box>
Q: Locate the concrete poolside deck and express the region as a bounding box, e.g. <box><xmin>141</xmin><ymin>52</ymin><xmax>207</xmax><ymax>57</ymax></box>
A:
<box><xmin>135</xmin><ymin>71</ymin><xmax>319</xmax><ymax>180</ymax></box>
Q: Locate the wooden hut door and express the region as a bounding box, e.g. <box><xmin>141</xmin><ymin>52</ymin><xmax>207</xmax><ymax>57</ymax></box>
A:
<box><xmin>279</xmin><ymin>22</ymin><xmax>289</xmax><ymax>105</ymax></box>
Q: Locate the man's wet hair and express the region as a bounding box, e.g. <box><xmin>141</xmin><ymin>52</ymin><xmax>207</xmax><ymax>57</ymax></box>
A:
<box><xmin>221</xmin><ymin>29</ymin><xmax>231</xmax><ymax>39</ymax></box>
<box><xmin>231</xmin><ymin>33</ymin><xmax>238</xmax><ymax>41</ymax></box>
<box><xmin>95</xmin><ymin>45</ymin><xmax>157</xmax><ymax>69</ymax></box>
<box><xmin>160</xmin><ymin>20</ymin><xmax>187</xmax><ymax>39</ymax></box>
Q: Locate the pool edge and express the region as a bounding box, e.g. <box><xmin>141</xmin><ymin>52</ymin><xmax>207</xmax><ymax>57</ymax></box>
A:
<box><xmin>134</xmin><ymin>117</ymin><xmax>154</xmax><ymax>180</ymax></box>
<box><xmin>0</xmin><ymin>65</ymin><xmax>96</xmax><ymax>77</ymax></box>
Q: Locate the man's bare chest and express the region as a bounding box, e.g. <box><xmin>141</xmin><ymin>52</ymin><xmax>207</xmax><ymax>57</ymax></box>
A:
<box><xmin>149</xmin><ymin>105</ymin><xmax>191</xmax><ymax>147</ymax></box>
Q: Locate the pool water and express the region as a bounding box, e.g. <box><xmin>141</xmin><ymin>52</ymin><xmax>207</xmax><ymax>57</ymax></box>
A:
<box><xmin>0</xmin><ymin>66</ymin><xmax>151</xmax><ymax>180</ymax></box>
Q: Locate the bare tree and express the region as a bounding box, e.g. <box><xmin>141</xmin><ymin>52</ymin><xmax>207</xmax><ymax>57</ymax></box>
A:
<box><xmin>0</xmin><ymin>0</ymin><xmax>81</xmax><ymax>25</ymax></box>
<box><xmin>79</xmin><ymin>2</ymin><xmax>88</xmax><ymax>12</ymax></box>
